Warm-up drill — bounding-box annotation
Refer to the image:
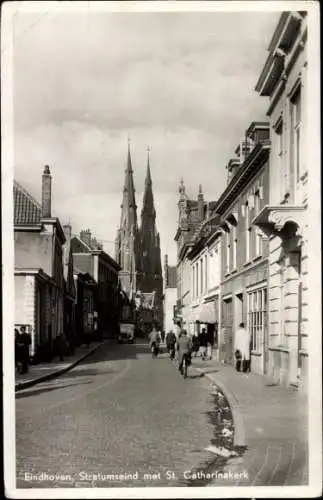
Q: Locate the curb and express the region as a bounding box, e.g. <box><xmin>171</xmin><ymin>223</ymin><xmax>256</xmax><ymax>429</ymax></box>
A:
<box><xmin>15</xmin><ymin>342</ymin><xmax>104</xmax><ymax>392</ymax></box>
<box><xmin>196</xmin><ymin>368</ymin><xmax>246</xmax><ymax>448</ymax></box>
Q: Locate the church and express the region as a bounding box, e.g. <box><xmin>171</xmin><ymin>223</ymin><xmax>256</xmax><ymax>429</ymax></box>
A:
<box><xmin>115</xmin><ymin>143</ymin><xmax>163</xmax><ymax>335</ymax></box>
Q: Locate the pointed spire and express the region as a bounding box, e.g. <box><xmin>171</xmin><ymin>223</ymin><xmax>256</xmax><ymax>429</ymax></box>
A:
<box><xmin>120</xmin><ymin>140</ymin><xmax>137</xmax><ymax>229</ymax></box>
<box><xmin>142</xmin><ymin>147</ymin><xmax>155</xmax><ymax>218</ymax></box>
<box><xmin>146</xmin><ymin>146</ymin><xmax>152</xmax><ymax>185</ymax></box>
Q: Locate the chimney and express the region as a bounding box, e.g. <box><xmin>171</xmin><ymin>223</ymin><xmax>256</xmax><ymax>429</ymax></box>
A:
<box><xmin>80</xmin><ymin>229</ymin><xmax>92</xmax><ymax>248</ymax></box>
<box><xmin>41</xmin><ymin>165</ymin><xmax>52</xmax><ymax>218</ymax></box>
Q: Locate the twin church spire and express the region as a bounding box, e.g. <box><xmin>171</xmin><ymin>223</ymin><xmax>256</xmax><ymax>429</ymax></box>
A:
<box><xmin>116</xmin><ymin>141</ymin><xmax>162</xmax><ymax>302</ymax></box>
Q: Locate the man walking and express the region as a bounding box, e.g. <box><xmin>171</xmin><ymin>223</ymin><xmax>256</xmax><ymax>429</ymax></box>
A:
<box><xmin>198</xmin><ymin>328</ymin><xmax>208</xmax><ymax>360</ymax></box>
<box><xmin>19</xmin><ymin>326</ymin><xmax>31</xmax><ymax>373</ymax></box>
<box><xmin>234</xmin><ymin>322</ymin><xmax>251</xmax><ymax>373</ymax></box>
<box><xmin>177</xmin><ymin>329</ymin><xmax>192</xmax><ymax>374</ymax></box>
<box><xmin>166</xmin><ymin>330</ymin><xmax>176</xmax><ymax>359</ymax></box>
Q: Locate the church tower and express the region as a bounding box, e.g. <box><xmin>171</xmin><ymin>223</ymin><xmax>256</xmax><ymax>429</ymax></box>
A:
<box><xmin>115</xmin><ymin>141</ymin><xmax>139</xmax><ymax>297</ymax></box>
<box><xmin>137</xmin><ymin>149</ymin><xmax>163</xmax><ymax>327</ymax></box>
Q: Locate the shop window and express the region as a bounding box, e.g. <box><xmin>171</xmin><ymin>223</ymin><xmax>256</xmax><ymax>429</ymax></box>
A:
<box><xmin>248</xmin><ymin>287</ymin><xmax>267</xmax><ymax>352</ymax></box>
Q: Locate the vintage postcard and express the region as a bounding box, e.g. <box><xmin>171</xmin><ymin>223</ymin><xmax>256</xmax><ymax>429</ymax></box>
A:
<box><xmin>2</xmin><ymin>1</ymin><xmax>321</xmax><ymax>498</ymax></box>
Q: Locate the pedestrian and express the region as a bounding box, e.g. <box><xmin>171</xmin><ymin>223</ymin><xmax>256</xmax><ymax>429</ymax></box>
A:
<box><xmin>198</xmin><ymin>328</ymin><xmax>208</xmax><ymax>360</ymax></box>
<box><xmin>166</xmin><ymin>330</ymin><xmax>176</xmax><ymax>359</ymax></box>
<box><xmin>206</xmin><ymin>327</ymin><xmax>215</xmax><ymax>360</ymax></box>
<box><xmin>192</xmin><ymin>333</ymin><xmax>200</xmax><ymax>357</ymax></box>
<box><xmin>148</xmin><ymin>324</ymin><xmax>161</xmax><ymax>349</ymax></box>
<box><xmin>55</xmin><ymin>334</ymin><xmax>65</xmax><ymax>361</ymax></box>
<box><xmin>234</xmin><ymin>322</ymin><xmax>251</xmax><ymax>373</ymax></box>
<box><xmin>19</xmin><ymin>325</ymin><xmax>31</xmax><ymax>373</ymax></box>
<box><xmin>175</xmin><ymin>321</ymin><xmax>181</xmax><ymax>340</ymax></box>
<box><xmin>15</xmin><ymin>328</ymin><xmax>22</xmax><ymax>372</ymax></box>
<box><xmin>177</xmin><ymin>329</ymin><xmax>192</xmax><ymax>374</ymax></box>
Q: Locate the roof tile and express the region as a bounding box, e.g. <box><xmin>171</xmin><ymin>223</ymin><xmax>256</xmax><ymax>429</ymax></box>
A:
<box><xmin>14</xmin><ymin>181</ymin><xmax>41</xmax><ymax>225</ymax></box>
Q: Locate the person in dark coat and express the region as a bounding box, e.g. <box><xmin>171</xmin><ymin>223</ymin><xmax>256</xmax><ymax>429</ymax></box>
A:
<box><xmin>19</xmin><ymin>326</ymin><xmax>31</xmax><ymax>373</ymax></box>
<box><xmin>192</xmin><ymin>333</ymin><xmax>200</xmax><ymax>357</ymax></box>
<box><xmin>198</xmin><ymin>328</ymin><xmax>208</xmax><ymax>360</ymax></box>
<box><xmin>15</xmin><ymin>328</ymin><xmax>22</xmax><ymax>371</ymax></box>
<box><xmin>166</xmin><ymin>330</ymin><xmax>177</xmax><ymax>359</ymax></box>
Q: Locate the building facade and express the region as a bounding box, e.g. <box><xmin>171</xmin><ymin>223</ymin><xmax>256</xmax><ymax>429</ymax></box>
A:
<box><xmin>72</xmin><ymin>230</ymin><xmax>121</xmax><ymax>339</ymax></box>
<box><xmin>62</xmin><ymin>223</ymin><xmax>76</xmax><ymax>350</ymax></box>
<box><xmin>174</xmin><ymin>181</ymin><xmax>217</xmax><ymax>333</ymax></box>
<box><xmin>254</xmin><ymin>12</ymin><xmax>308</xmax><ymax>389</ymax></box>
<box><xmin>163</xmin><ymin>254</ymin><xmax>177</xmax><ymax>333</ymax></box>
<box><xmin>14</xmin><ymin>166</ymin><xmax>66</xmax><ymax>361</ymax></box>
<box><xmin>187</xmin><ymin>211</ymin><xmax>221</xmax><ymax>355</ymax></box>
<box><xmin>215</xmin><ymin>123</ymin><xmax>270</xmax><ymax>373</ymax></box>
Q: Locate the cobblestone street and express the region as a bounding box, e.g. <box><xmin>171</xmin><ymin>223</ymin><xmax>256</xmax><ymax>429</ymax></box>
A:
<box><xmin>16</xmin><ymin>340</ymin><xmax>235</xmax><ymax>488</ymax></box>
<box><xmin>15</xmin><ymin>340</ymin><xmax>309</xmax><ymax>490</ymax></box>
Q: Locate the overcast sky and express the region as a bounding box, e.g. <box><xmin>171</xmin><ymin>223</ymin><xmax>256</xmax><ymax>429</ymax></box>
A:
<box><xmin>13</xmin><ymin>7</ymin><xmax>280</xmax><ymax>264</ymax></box>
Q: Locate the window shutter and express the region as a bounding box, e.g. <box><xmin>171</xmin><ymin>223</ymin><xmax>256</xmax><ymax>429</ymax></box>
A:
<box><xmin>241</xmin><ymin>205</ymin><xmax>246</xmax><ymax>217</ymax></box>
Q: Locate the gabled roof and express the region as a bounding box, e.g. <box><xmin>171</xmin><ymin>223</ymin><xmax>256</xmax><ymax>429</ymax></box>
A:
<box><xmin>14</xmin><ymin>181</ymin><xmax>41</xmax><ymax>225</ymax></box>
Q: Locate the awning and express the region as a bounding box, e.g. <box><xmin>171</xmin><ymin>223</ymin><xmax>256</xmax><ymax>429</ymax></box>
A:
<box><xmin>191</xmin><ymin>302</ymin><xmax>217</xmax><ymax>323</ymax></box>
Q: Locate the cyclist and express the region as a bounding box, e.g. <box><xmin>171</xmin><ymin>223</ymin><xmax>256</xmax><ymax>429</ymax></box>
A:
<box><xmin>177</xmin><ymin>329</ymin><xmax>192</xmax><ymax>375</ymax></box>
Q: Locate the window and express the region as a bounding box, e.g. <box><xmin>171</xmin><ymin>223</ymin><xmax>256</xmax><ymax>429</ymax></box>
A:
<box><xmin>279</xmin><ymin>260</ymin><xmax>287</xmax><ymax>344</ymax></box>
<box><xmin>196</xmin><ymin>262</ymin><xmax>199</xmax><ymax>297</ymax></box>
<box><xmin>200</xmin><ymin>258</ymin><xmax>203</xmax><ymax>295</ymax></box>
<box><xmin>233</xmin><ymin>226</ymin><xmax>237</xmax><ymax>269</ymax></box>
<box><xmin>248</xmin><ymin>288</ymin><xmax>267</xmax><ymax>352</ymax></box>
<box><xmin>192</xmin><ymin>264</ymin><xmax>195</xmax><ymax>299</ymax></box>
<box><xmin>254</xmin><ymin>192</ymin><xmax>262</xmax><ymax>257</ymax></box>
<box><xmin>290</xmin><ymin>86</ymin><xmax>302</xmax><ymax>187</ymax></box>
<box><xmin>255</xmin><ymin>228</ymin><xmax>262</xmax><ymax>257</ymax></box>
<box><xmin>225</xmin><ymin>231</ymin><xmax>230</xmax><ymax>274</ymax></box>
<box><xmin>204</xmin><ymin>254</ymin><xmax>208</xmax><ymax>293</ymax></box>
<box><xmin>245</xmin><ymin>203</ymin><xmax>251</xmax><ymax>262</ymax></box>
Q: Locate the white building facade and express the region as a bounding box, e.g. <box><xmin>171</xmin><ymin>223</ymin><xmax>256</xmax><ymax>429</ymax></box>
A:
<box><xmin>254</xmin><ymin>12</ymin><xmax>309</xmax><ymax>389</ymax></box>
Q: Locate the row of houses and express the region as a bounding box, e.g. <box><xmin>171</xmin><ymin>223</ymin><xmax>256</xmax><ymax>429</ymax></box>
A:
<box><xmin>14</xmin><ymin>166</ymin><xmax>123</xmax><ymax>362</ymax></box>
<box><xmin>174</xmin><ymin>11</ymin><xmax>309</xmax><ymax>391</ymax></box>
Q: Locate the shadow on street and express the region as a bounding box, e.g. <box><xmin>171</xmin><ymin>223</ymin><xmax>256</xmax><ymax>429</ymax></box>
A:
<box><xmin>15</xmin><ymin>380</ymin><xmax>93</xmax><ymax>399</ymax></box>
<box><xmin>83</xmin><ymin>339</ymin><xmax>159</xmax><ymax>364</ymax></box>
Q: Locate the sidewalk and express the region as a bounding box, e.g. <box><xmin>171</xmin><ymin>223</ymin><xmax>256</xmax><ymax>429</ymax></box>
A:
<box><xmin>15</xmin><ymin>341</ymin><xmax>107</xmax><ymax>392</ymax></box>
<box><xmin>193</xmin><ymin>355</ymin><xmax>308</xmax><ymax>486</ymax></box>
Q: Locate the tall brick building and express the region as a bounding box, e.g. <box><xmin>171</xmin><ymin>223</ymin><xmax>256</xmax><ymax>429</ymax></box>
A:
<box><xmin>115</xmin><ymin>144</ymin><xmax>163</xmax><ymax>331</ymax></box>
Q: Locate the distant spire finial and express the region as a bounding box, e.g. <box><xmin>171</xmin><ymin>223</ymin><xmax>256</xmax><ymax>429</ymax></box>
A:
<box><xmin>179</xmin><ymin>178</ymin><xmax>185</xmax><ymax>195</ymax></box>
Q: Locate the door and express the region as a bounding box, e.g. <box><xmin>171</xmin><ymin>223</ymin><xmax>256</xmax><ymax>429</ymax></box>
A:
<box><xmin>222</xmin><ymin>298</ymin><xmax>233</xmax><ymax>364</ymax></box>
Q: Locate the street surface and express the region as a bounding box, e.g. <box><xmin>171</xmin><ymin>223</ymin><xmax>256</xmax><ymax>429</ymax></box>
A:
<box><xmin>16</xmin><ymin>340</ymin><xmax>233</xmax><ymax>488</ymax></box>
